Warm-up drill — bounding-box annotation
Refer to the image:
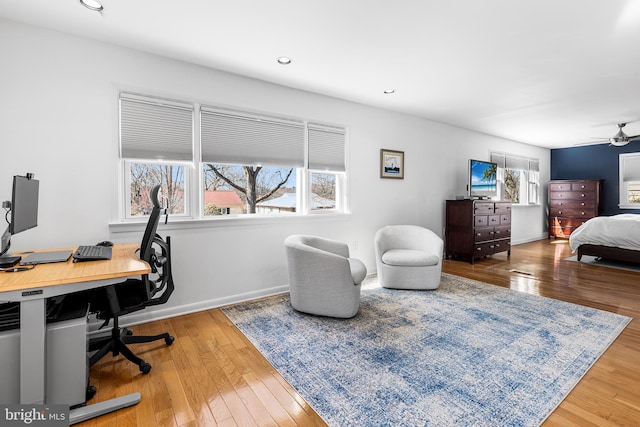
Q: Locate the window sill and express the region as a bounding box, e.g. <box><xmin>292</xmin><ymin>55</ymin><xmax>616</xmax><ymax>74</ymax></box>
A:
<box><xmin>618</xmin><ymin>204</ymin><xmax>640</xmax><ymax>210</ymax></box>
<box><xmin>109</xmin><ymin>211</ymin><xmax>353</xmax><ymax>233</ymax></box>
<box><xmin>511</xmin><ymin>203</ymin><xmax>541</xmax><ymax>208</ymax></box>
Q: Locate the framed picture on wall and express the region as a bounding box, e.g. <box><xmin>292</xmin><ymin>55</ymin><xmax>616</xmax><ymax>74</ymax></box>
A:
<box><xmin>380</xmin><ymin>149</ymin><xmax>404</xmax><ymax>179</ymax></box>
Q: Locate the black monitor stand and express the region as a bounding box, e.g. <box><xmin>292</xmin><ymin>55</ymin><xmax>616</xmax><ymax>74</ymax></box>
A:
<box><xmin>0</xmin><ymin>225</ymin><xmax>21</xmax><ymax>268</ymax></box>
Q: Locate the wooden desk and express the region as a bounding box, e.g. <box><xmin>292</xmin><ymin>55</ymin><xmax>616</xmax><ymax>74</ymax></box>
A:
<box><xmin>0</xmin><ymin>243</ymin><xmax>150</xmax><ymax>423</ymax></box>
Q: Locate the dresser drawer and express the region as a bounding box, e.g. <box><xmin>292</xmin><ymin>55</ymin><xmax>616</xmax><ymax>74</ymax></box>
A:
<box><xmin>549</xmin><ymin>199</ymin><xmax>596</xmax><ymax>209</ymax></box>
<box><xmin>474</xmin><ymin>240</ymin><xmax>510</xmax><ymax>256</ymax></box>
<box><xmin>494</xmin><ymin>225</ymin><xmax>511</xmax><ymax>239</ymax></box>
<box><xmin>474</xmin><ymin>203</ymin><xmax>494</xmax><ymax>214</ymax></box>
<box><xmin>488</xmin><ymin>215</ymin><xmax>501</xmax><ymax>226</ymax></box>
<box><xmin>492</xmin><ymin>239</ymin><xmax>510</xmax><ymax>254</ymax></box>
<box><xmin>474</xmin><ymin>242</ymin><xmax>495</xmax><ymax>256</ymax></box>
<box><xmin>474</xmin><ymin>227</ymin><xmax>494</xmax><ymax>242</ymax></box>
<box><xmin>550</xmin><ymin>217</ymin><xmax>589</xmax><ymax>228</ymax></box>
<box><xmin>549</xmin><ymin>183</ymin><xmax>572</xmax><ymax>191</ymax></box>
<box><xmin>550</xmin><ymin>191</ymin><xmax>596</xmax><ymax>201</ymax></box>
<box><xmin>494</xmin><ymin>203</ymin><xmax>511</xmax><ymax>214</ymax></box>
<box><xmin>572</xmin><ymin>182</ymin><xmax>597</xmax><ymax>191</ymax></box>
<box><xmin>475</xmin><ymin>215</ymin><xmax>489</xmax><ymax>226</ymax></box>
<box><xmin>549</xmin><ymin>208</ymin><xmax>596</xmax><ymax>218</ymax></box>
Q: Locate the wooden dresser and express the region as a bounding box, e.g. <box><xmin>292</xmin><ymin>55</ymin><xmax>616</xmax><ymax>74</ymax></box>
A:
<box><xmin>445</xmin><ymin>199</ymin><xmax>512</xmax><ymax>264</ymax></box>
<box><xmin>548</xmin><ymin>179</ymin><xmax>602</xmax><ymax>238</ymax></box>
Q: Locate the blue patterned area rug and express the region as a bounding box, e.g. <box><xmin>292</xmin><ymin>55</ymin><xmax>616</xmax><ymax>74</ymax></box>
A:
<box><xmin>222</xmin><ymin>273</ymin><xmax>630</xmax><ymax>426</ymax></box>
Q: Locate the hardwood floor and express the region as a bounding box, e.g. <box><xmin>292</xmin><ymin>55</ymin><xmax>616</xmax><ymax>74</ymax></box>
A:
<box><xmin>76</xmin><ymin>239</ymin><xmax>640</xmax><ymax>426</ymax></box>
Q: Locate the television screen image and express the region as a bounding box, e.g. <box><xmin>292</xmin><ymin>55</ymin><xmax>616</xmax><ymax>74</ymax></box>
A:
<box><xmin>469</xmin><ymin>159</ymin><xmax>497</xmax><ymax>199</ymax></box>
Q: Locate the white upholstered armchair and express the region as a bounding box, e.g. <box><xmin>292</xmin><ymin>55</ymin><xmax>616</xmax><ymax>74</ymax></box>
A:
<box><xmin>374</xmin><ymin>225</ymin><xmax>443</xmax><ymax>290</ymax></box>
<box><xmin>284</xmin><ymin>235</ymin><xmax>367</xmax><ymax>318</ymax></box>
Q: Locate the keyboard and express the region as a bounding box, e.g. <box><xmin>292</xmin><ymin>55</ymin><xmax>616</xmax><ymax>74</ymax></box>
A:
<box><xmin>73</xmin><ymin>245</ymin><xmax>113</xmax><ymax>262</ymax></box>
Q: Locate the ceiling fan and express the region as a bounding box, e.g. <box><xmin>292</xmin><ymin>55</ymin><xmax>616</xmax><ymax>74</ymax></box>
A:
<box><xmin>594</xmin><ymin>123</ymin><xmax>640</xmax><ymax>147</ymax></box>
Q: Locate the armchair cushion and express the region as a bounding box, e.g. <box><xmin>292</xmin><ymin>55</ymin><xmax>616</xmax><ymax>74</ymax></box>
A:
<box><xmin>381</xmin><ymin>249</ymin><xmax>440</xmax><ymax>267</ymax></box>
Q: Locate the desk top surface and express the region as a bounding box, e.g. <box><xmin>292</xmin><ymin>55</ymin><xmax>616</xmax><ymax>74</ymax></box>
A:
<box><xmin>0</xmin><ymin>243</ymin><xmax>150</xmax><ymax>293</ymax></box>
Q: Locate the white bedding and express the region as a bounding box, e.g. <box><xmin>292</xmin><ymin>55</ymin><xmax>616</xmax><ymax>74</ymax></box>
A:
<box><xmin>569</xmin><ymin>214</ymin><xmax>640</xmax><ymax>252</ymax></box>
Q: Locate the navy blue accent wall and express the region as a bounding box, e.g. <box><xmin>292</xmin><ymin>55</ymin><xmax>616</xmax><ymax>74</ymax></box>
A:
<box><xmin>550</xmin><ymin>142</ymin><xmax>640</xmax><ymax>216</ymax></box>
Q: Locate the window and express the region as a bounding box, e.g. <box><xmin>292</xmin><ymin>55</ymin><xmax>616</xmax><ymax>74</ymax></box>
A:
<box><xmin>120</xmin><ymin>94</ymin><xmax>193</xmax><ymax>218</ymax></box>
<box><xmin>308</xmin><ymin>124</ymin><xmax>346</xmax><ymax>212</ymax></box>
<box><xmin>619</xmin><ymin>153</ymin><xmax>640</xmax><ymax>208</ymax></box>
<box><xmin>200</xmin><ymin>107</ymin><xmax>304</xmax><ymax>215</ymax></box>
<box><xmin>119</xmin><ymin>92</ymin><xmax>347</xmax><ymax>220</ymax></box>
<box><xmin>490</xmin><ymin>153</ymin><xmax>540</xmax><ymax>205</ymax></box>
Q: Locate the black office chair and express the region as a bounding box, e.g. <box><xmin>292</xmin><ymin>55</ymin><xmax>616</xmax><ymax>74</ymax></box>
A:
<box><xmin>86</xmin><ymin>185</ymin><xmax>175</xmax><ymax>374</ymax></box>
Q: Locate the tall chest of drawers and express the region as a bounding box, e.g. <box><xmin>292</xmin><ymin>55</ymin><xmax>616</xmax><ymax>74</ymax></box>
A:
<box><xmin>548</xmin><ymin>179</ymin><xmax>602</xmax><ymax>238</ymax></box>
<box><xmin>445</xmin><ymin>200</ymin><xmax>512</xmax><ymax>264</ymax></box>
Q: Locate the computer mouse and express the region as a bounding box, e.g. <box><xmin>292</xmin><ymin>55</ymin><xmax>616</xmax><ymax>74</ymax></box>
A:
<box><xmin>96</xmin><ymin>241</ymin><xmax>114</xmax><ymax>247</ymax></box>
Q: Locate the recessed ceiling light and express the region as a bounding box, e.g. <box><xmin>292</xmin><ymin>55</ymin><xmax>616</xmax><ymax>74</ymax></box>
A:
<box><xmin>277</xmin><ymin>56</ymin><xmax>292</xmax><ymax>65</ymax></box>
<box><xmin>80</xmin><ymin>0</ymin><xmax>103</xmax><ymax>12</ymax></box>
<box><xmin>383</xmin><ymin>89</ymin><xmax>396</xmax><ymax>94</ymax></box>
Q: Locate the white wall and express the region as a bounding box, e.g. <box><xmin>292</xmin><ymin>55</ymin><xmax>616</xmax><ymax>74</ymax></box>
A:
<box><xmin>0</xmin><ymin>19</ymin><xmax>550</xmax><ymax>324</ymax></box>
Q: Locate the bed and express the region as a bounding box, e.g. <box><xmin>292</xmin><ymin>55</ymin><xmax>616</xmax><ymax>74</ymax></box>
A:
<box><xmin>569</xmin><ymin>214</ymin><xmax>640</xmax><ymax>264</ymax></box>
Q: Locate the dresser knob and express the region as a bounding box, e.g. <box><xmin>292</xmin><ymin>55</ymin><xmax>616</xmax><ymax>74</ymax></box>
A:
<box><xmin>581</xmin><ymin>212</ymin><xmax>585</xmax><ymax>215</ymax></box>
<box><xmin>581</xmin><ymin>194</ymin><xmax>585</xmax><ymax>197</ymax></box>
<box><xmin>559</xmin><ymin>211</ymin><xmax>562</xmax><ymax>214</ymax></box>
<box><xmin>581</xmin><ymin>202</ymin><xmax>585</xmax><ymax>206</ymax></box>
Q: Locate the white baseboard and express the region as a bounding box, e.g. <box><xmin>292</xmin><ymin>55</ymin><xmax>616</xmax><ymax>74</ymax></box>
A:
<box><xmin>511</xmin><ymin>233</ymin><xmax>548</xmax><ymax>246</ymax></box>
<box><xmin>110</xmin><ymin>284</ymin><xmax>290</xmax><ymax>328</ymax></box>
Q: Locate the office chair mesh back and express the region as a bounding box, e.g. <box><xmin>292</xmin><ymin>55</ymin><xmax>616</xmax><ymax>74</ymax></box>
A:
<box><xmin>87</xmin><ymin>184</ymin><xmax>175</xmax><ymax>374</ymax></box>
<box><xmin>117</xmin><ymin>185</ymin><xmax>174</xmax><ymax>313</ymax></box>
<box><xmin>139</xmin><ymin>185</ymin><xmax>162</xmax><ymax>263</ymax></box>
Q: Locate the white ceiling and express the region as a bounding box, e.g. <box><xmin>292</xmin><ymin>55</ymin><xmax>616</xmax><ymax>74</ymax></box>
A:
<box><xmin>2</xmin><ymin>0</ymin><xmax>640</xmax><ymax>149</ymax></box>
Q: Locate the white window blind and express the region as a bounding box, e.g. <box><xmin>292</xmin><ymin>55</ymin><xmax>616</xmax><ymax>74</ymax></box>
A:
<box><xmin>506</xmin><ymin>156</ymin><xmax>529</xmax><ymax>170</ymax></box>
<box><xmin>308</xmin><ymin>124</ymin><xmax>346</xmax><ymax>172</ymax></box>
<box><xmin>490</xmin><ymin>153</ymin><xmax>505</xmax><ymax>168</ymax></box>
<box><xmin>491</xmin><ymin>153</ymin><xmax>537</xmax><ymax>172</ymax></box>
<box><xmin>201</xmin><ymin>107</ymin><xmax>304</xmax><ymax>167</ymax></box>
<box><xmin>621</xmin><ymin>153</ymin><xmax>640</xmax><ymax>181</ymax></box>
<box><xmin>120</xmin><ymin>94</ymin><xmax>194</xmax><ymax>161</ymax></box>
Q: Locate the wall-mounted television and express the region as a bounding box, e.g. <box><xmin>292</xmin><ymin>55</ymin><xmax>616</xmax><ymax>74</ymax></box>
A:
<box><xmin>469</xmin><ymin>159</ymin><xmax>498</xmax><ymax>199</ymax></box>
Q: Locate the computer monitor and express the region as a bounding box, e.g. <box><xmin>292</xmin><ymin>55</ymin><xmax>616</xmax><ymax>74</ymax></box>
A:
<box><xmin>10</xmin><ymin>174</ymin><xmax>39</xmax><ymax>235</ymax></box>
<box><xmin>0</xmin><ymin>173</ymin><xmax>39</xmax><ymax>257</ymax></box>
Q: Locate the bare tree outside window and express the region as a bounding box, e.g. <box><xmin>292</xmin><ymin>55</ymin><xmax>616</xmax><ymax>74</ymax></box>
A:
<box><xmin>129</xmin><ymin>163</ymin><xmax>185</xmax><ymax>216</ymax></box>
<box><xmin>311</xmin><ymin>172</ymin><xmax>336</xmax><ymax>210</ymax></box>
<box><xmin>503</xmin><ymin>169</ymin><xmax>520</xmax><ymax>203</ymax></box>
<box><xmin>204</xmin><ymin>164</ymin><xmax>295</xmax><ymax>214</ymax></box>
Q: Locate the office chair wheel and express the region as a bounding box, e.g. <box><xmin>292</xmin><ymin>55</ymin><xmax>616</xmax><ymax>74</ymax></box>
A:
<box><xmin>86</xmin><ymin>385</ymin><xmax>97</xmax><ymax>401</ymax></box>
<box><xmin>140</xmin><ymin>362</ymin><xmax>152</xmax><ymax>374</ymax></box>
<box><xmin>165</xmin><ymin>335</ymin><xmax>175</xmax><ymax>346</ymax></box>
